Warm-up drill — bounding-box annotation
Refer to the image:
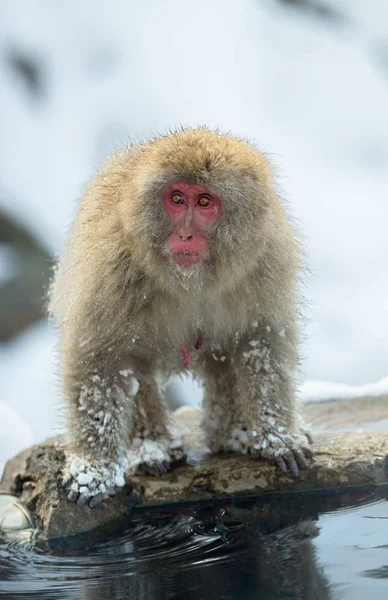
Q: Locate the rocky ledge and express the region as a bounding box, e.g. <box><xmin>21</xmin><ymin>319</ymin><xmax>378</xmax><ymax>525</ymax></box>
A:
<box><xmin>1</xmin><ymin>397</ymin><xmax>388</xmax><ymax>538</ymax></box>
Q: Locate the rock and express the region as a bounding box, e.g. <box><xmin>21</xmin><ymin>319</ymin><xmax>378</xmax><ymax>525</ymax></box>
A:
<box><xmin>0</xmin><ymin>441</ymin><xmax>133</xmax><ymax>538</ymax></box>
<box><xmin>0</xmin><ymin>207</ymin><xmax>53</xmax><ymax>342</ymax></box>
<box><xmin>1</xmin><ymin>400</ymin><xmax>388</xmax><ymax>538</ymax></box>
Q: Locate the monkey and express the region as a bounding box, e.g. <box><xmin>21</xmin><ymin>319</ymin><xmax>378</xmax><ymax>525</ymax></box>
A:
<box><xmin>49</xmin><ymin>127</ymin><xmax>312</xmax><ymax>507</ymax></box>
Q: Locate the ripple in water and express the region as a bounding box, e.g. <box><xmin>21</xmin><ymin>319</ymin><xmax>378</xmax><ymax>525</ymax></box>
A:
<box><xmin>1</xmin><ymin>486</ymin><xmax>388</xmax><ymax>599</ymax></box>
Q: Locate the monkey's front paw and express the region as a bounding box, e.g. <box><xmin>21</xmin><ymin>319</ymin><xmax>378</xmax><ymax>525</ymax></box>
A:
<box><xmin>249</xmin><ymin>432</ymin><xmax>313</xmax><ymax>478</ymax></box>
<box><xmin>127</xmin><ymin>437</ymin><xmax>185</xmax><ymax>476</ymax></box>
<box><xmin>63</xmin><ymin>455</ymin><xmax>128</xmax><ymax>507</ymax></box>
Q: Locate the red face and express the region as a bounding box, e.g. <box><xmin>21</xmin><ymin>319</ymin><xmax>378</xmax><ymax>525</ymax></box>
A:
<box><xmin>163</xmin><ymin>181</ymin><xmax>222</xmax><ymax>268</ymax></box>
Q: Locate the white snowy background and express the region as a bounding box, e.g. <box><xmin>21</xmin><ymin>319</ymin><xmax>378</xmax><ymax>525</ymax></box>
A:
<box><xmin>0</xmin><ymin>0</ymin><xmax>388</xmax><ymax>475</ymax></box>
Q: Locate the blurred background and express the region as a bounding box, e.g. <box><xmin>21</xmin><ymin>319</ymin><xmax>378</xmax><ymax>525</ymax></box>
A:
<box><xmin>0</xmin><ymin>0</ymin><xmax>387</xmax><ymax>473</ymax></box>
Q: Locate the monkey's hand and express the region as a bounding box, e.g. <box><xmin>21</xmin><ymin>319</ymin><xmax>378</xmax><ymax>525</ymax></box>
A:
<box><xmin>126</xmin><ymin>436</ymin><xmax>185</xmax><ymax>476</ymax></box>
<box><xmin>248</xmin><ymin>431</ymin><xmax>313</xmax><ymax>478</ymax></box>
<box><xmin>63</xmin><ymin>455</ymin><xmax>128</xmax><ymax>508</ymax></box>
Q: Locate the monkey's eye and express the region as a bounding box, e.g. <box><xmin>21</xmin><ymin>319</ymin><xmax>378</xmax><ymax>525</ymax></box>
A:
<box><xmin>171</xmin><ymin>192</ymin><xmax>185</xmax><ymax>205</ymax></box>
<box><xmin>197</xmin><ymin>195</ymin><xmax>211</xmax><ymax>208</ymax></box>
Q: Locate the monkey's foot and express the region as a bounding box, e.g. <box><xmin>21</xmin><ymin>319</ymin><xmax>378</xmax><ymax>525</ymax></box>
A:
<box><xmin>126</xmin><ymin>437</ymin><xmax>185</xmax><ymax>476</ymax></box>
<box><xmin>250</xmin><ymin>431</ymin><xmax>313</xmax><ymax>477</ymax></box>
<box><xmin>217</xmin><ymin>426</ymin><xmax>312</xmax><ymax>477</ymax></box>
<box><xmin>63</xmin><ymin>454</ymin><xmax>128</xmax><ymax>508</ymax></box>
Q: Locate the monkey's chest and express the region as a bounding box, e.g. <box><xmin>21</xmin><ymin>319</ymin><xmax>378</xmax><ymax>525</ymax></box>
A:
<box><xmin>148</xmin><ymin>329</ymin><xmax>206</xmax><ymax>372</ymax></box>
<box><xmin>139</xmin><ymin>296</ymin><xmax>241</xmax><ymax>370</ymax></box>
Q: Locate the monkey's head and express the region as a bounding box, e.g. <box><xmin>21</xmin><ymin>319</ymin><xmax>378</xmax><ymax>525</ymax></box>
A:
<box><xmin>121</xmin><ymin>128</ymin><xmax>280</xmax><ymax>294</ymax></box>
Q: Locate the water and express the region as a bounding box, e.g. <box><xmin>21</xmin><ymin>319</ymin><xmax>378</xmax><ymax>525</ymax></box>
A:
<box><xmin>1</xmin><ymin>486</ymin><xmax>388</xmax><ymax>600</ymax></box>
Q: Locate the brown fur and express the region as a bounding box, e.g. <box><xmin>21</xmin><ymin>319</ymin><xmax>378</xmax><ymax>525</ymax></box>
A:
<box><xmin>49</xmin><ymin>127</ymin><xmax>311</xmax><ymax>506</ymax></box>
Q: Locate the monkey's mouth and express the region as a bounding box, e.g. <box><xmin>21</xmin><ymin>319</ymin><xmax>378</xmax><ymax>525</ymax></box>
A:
<box><xmin>171</xmin><ymin>251</ymin><xmax>202</xmax><ymax>267</ymax></box>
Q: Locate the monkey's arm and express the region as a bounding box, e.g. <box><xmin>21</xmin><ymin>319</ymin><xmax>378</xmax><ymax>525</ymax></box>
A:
<box><xmin>60</xmin><ymin>324</ymin><xmax>186</xmax><ymax>505</ymax></box>
<box><xmin>60</xmin><ymin>345</ymin><xmax>139</xmax><ymax>506</ymax></box>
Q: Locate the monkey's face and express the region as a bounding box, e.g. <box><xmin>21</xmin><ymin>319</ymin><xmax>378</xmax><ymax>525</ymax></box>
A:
<box><xmin>126</xmin><ymin>129</ymin><xmax>274</xmax><ymax>293</ymax></box>
<box><xmin>162</xmin><ymin>181</ymin><xmax>222</xmax><ymax>268</ymax></box>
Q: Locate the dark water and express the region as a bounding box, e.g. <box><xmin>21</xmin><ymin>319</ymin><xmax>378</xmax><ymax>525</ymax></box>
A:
<box><xmin>1</xmin><ymin>486</ymin><xmax>388</xmax><ymax>600</ymax></box>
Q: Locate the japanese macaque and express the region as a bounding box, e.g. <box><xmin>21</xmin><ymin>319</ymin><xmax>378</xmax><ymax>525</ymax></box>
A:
<box><xmin>49</xmin><ymin>127</ymin><xmax>312</xmax><ymax>507</ymax></box>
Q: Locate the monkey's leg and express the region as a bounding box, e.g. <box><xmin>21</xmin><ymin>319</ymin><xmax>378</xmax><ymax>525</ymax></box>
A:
<box><xmin>202</xmin><ymin>328</ymin><xmax>312</xmax><ymax>477</ymax></box>
<box><xmin>62</xmin><ymin>363</ymin><xmax>138</xmax><ymax>507</ymax></box>
<box><xmin>127</xmin><ymin>375</ymin><xmax>185</xmax><ymax>476</ymax></box>
<box><xmin>234</xmin><ymin>326</ymin><xmax>312</xmax><ymax>476</ymax></box>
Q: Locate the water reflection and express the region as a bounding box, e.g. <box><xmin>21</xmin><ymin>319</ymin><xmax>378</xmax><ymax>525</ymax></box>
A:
<box><xmin>1</xmin><ymin>486</ymin><xmax>388</xmax><ymax>600</ymax></box>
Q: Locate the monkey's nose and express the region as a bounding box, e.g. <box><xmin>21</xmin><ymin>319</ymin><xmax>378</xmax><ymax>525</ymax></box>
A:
<box><xmin>179</xmin><ymin>233</ymin><xmax>193</xmax><ymax>242</ymax></box>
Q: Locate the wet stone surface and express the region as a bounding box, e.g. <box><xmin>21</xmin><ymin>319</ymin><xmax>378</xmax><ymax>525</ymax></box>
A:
<box><xmin>1</xmin><ymin>400</ymin><xmax>388</xmax><ymax>538</ymax></box>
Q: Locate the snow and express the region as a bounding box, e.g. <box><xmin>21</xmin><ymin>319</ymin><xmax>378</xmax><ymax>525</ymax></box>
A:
<box><xmin>66</xmin><ymin>454</ymin><xmax>127</xmax><ymax>502</ymax></box>
<box><xmin>173</xmin><ymin>374</ymin><xmax>388</xmax><ymax>407</ymax></box>
<box><xmin>1</xmin><ymin>0</ymin><xmax>388</xmax><ymax>474</ymax></box>
<box><xmin>0</xmin><ymin>322</ymin><xmax>61</xmax><ymax>439</ymax></box>
<box><xmin>0</xmin><ymin>401</ymin><xmax>33</xmax><ymax>476</ymax></box>
<box><xmin>301</xmin><ymin>376</ymin><xmax>388</xmax><ymax>402</ymax></box>
<box><xmin>126</xmin><ymin>437</ymin><xmax>184</xmax><ymax>475</ymax></box>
